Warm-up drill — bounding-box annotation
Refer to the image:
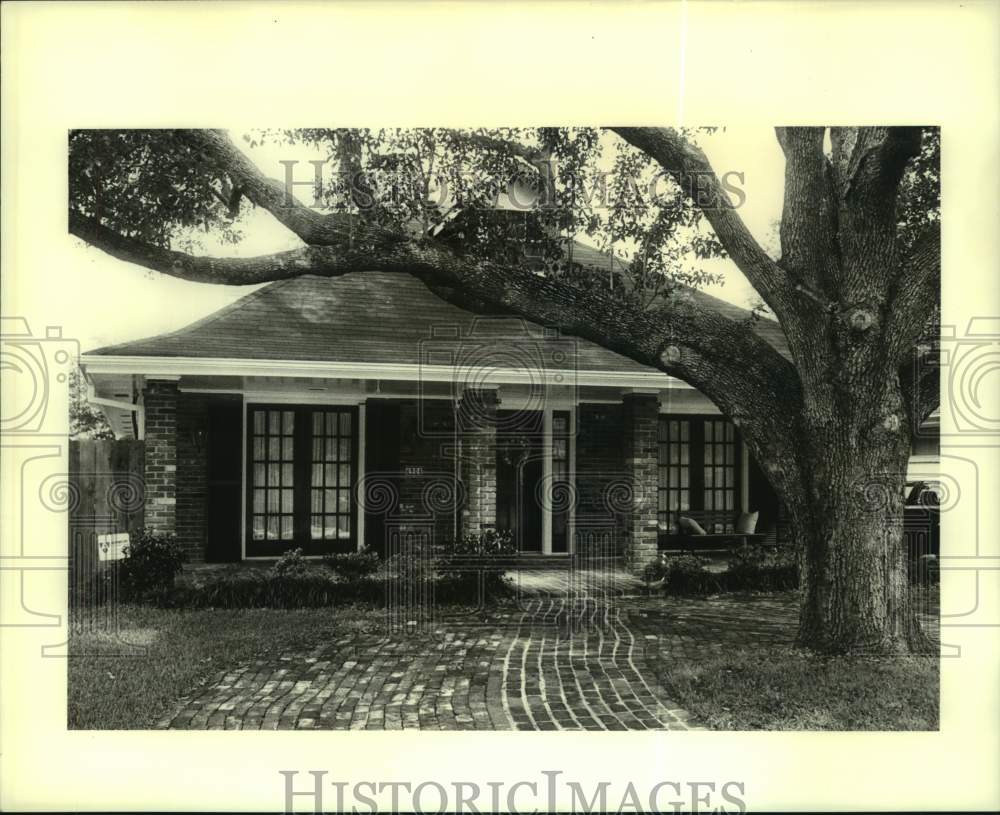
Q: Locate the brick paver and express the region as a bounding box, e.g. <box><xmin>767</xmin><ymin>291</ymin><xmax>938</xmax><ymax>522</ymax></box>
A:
<box><xmin>156</xmin><ymin>577</ymin><xmax>938</xmax><ymax>731</ymax></box>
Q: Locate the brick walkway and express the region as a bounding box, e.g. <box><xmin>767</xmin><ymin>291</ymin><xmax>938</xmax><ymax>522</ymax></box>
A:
<box><xmin>157</xmin><ymin>572</ymin><xmax>728</xmax><ymax>731</ymax></box>
<box><xmin>155</xmin><ymin>579</ymin><xmax>937</xmax><ymax>731</ymax></box>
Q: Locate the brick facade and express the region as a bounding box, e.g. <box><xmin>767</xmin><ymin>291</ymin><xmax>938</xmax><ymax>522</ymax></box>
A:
<box><xmin>622</xmin><ymin>393</ymin><xmax>660</xmax><ymax>572</ymax></box>
<box><xmin>457</xmin><ymin>389</ymin><xmax>498</xmax><ymax>537</ymax></box>
<box><xmin>142</xmin><ymin>379</ymin><xmax>179</xmax><ymax>536</ymax></box>
<box><xmin>175</xmin><ymin>392</ymin><xmax>209</xmax><ymax>562</ymax></box>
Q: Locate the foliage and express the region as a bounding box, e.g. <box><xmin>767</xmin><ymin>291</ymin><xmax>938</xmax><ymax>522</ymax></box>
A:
<box><xmin>725</xmin><ymin>544</ymin><xmax>799</xmax><ymax>592</ymax></box>
<box><xmin>270</xmin><ymin>547</ymin><xmax>311</xmax><ymax>577</ymax></box>
<box><xmin>119</xmin><ymin>528</ymin><xmax>186</xmax><ymax>602</ymax></box>
<box><xmin>187</xmin><ymin>569</ymin><xmax>381</xmax><ymax>609</ymax></box>
<box><xmin>323</xmin><ymin>547</ymin><xmax>381</xmax><ymax>580</ymax></box>
<box><xmin>643</xmin><ymin>554</ymin><xmax>722</xmax><ymax>596</ymax></box>
<box><xmin>444</xmin><ymin>528</ymin><xmax>516</xmax><ymax>558</ymax></box>
<box><xmin>435</xmin><ymin>528</ymin><xmax>516</xmax><ymax>603</ymax></box>
<box><xmin>69</xmin><ymin>367</ymin><xmax>114</xmax><ymax>440</ymax></box>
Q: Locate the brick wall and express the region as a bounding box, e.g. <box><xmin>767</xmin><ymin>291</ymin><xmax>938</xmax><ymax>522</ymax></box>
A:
<box><xmin>622</xmin><ymin>393</ymin><xmax>660</xmax><ymax>572</ymax></box>
<box><xmin>175</xmin><ymin>392</ymin><xmax>209</xmax><ymax>562</ymax></box>
<box><xmin>398</xmin><ymin>399</ymin><xmax>457</xmax><ymax>545</ymax></box>
<box><xmin>458</xmin><ymin>389</ymin><xmax>498</xmax><ymax>537</ymax></box>
<box><xmin>142</xmin><ymin>379</ymin><xmax>179</xmax><ymax>536</ymax></box>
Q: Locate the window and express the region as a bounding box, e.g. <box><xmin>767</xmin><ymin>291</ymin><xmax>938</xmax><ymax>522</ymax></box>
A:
<box><xmin>247</xmin><ymin>405</ymin><xmax>358</xmax><ymax>555</ymax></box>
<box><xmin>657</xmin><ymin>416</ymin><xmax>741</xmax><ymax>531</ymax></box>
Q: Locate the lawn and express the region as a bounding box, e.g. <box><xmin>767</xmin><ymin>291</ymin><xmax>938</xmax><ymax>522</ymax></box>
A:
<box><xmin>656</xmin><ymin>646</ymin><xmax>938</xmax><ymax>730</ymax></box>
<box><xmin>68</xmin><ymin>605</ymin><xmax>379</xmax><ymax>729</ymax></box>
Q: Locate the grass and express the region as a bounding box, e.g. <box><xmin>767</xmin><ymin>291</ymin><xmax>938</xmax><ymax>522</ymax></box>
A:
<box><xmin>68</xmin><ymin>605</ymin><xmax>379</xmax><ymax>729</ymax></box>
<box><xmin>657</xmin><ymin>647</ymin><xmax>939</xmax><ymax>730</ymax></box>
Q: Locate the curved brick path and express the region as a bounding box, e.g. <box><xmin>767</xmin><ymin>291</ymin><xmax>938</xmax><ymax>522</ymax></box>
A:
<box><xmin>157</xmin><ymin>594</ymin><xmax>705</xmax><ymax>731</ymax></box>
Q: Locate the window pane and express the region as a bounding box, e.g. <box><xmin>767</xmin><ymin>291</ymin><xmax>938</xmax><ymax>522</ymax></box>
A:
<box><xmin>325</xmin><ymin>489</ymin><xmax>337</xmax><ymax>512</ymax></box>
<box><xmin>282</xmin><ymin>463</ymin><xmax>294</xmax><ymax>485</ymax></box>
<box><xmin>281</xmin><ymin>489</ymin><xmax>293</xmax><ymax>513</ymax></box>
<box><xmin>311</xmin><ymin>516</ymin><xmax>322</xmax><ymax>538</ymax></box>
<box><xmin>339</xmin><ymin>464</ymin><xmax>350</xmax><ymax>487</ymax></box>
<box><xmin>254</xmin><ymin>411</ymin><xmax>265</xmax><ymax>433</ymax></box>
<box><xmin>339</xmin><ymin>412</ymin><xmax>352</xmax><ymax>435</ymax></box>
<box><xmin>282</xmin><ymin>438</ymin><xmax>295</xmax><ymax>460</ymax></box>
<box><xmin>268</xmin><ymin>464</ymin><xmax>279</xmax><ymax>487</ymax></box>
<box><xmin>283</xmin><ymin>411</ymin><xmax>294</xmax><ymax>433</ymax></box>
<box><xmin>338</xmin><ymin>517</ymin><xmax>350</xmax><ymax>539</ymax></box>
<box><xmin>269</xmin><ymin>437</ymin><xmax>281</xmax><ymax>460</ymax></box>
<box><xmin>253</xmin><ymin>489</ymin><xmax>264</xmax><ymax>513</ymax></box>
<box><xmin>326</xmin><ymin>464</ymin><xmax>337</xmax><ymax>486</ymax></box>
<box><xmin>267</xmin><ymin>516</ymin><xmax>279</xmax><ymax>540</ymax></box>
<box><xmin>267</xmin><ymin>490</ymin><xmax>279</xmax><ymax>513</ymax></box>
<box><xmin>325</xmin><ymin>438</ymin><xmax>337</xmax><ymax>461</ymax></box>
<box><xmin>254</xmin><ymin>464</ymin><xmax>265</xmax><ymax>488</ymax></box>
<box><xmin>338</xmin><ymin>490</ymin><xmax>349</xmax><ymax>513</ymax></box>
<box><xmin>311</xmin><ymin>489</ymin><xmax>323</xmax><ymax>514</ymax></box>
<box><xmin>312</xmin><ymin>412</ymin><xmax>323</xmax><ymax>433</ymax></box>
<box><xmin>326</xmin><ymin>412</ymin><xmax>337</xmax><ymax>435</ymax></box>
<box><xmin>253</xmin><ymin>516</ymin><xmax>265</xmax><ymax>540</ymax></box>
<box><xmin>324</xmin><ymin>517</ymin><xmax>337</xmax><ymax>539</ymax></box>
<box><xmin>253</xmin><ymin>438</ymin><xmax>265</xmax><ymax>461</ymax></box>
<box><xmin>281</xmin><ymin>516</ymin><xmax>294</xmax><ymax>539</ymax></box>
<box><xmin>269</xmin><ymin>412</ymin><xmax>280</xmax><ymax>434</ymax></box>
<box><xmin>339</xmin><ymin>438</ymin><xmax>351</xmax><ymax>462</ymax></box>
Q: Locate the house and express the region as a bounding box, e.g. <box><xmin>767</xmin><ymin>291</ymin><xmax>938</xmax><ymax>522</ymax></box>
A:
<box><xmin>80</xmin><ymin>256</ymin><xmax>939</xmax><ymax>571</ymax></box>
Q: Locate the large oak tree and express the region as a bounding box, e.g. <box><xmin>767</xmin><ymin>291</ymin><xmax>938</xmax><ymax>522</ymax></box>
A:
<box><xmin>69</xmin><ymin>126</ymin><xmax>939</xmax><ymax>654</ymax></box>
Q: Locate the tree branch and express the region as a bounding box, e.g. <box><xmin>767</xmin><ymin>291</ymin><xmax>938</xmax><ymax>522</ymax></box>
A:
<box><xmin>611</xmin><ymin>127</ymin><xmax>791</xmax><ymax>314</ymax></box>
<box><xmin>886</xmin><ymin>224</ymin><xmax>941</xmax><ymax>362</ymax></box>
<box><xmin>69</xmin><ymin>209</ymin><xmax>801</xmax><ymax>452</ymax></box>
<box><xmin>176</xmin><ymin>129</ymin><xmax>403</xmax><ymax>247</ymax></box>
<box><xmin>775</xmin><ymin>127</ymin><xmax>841</xmax><ymax>295</ymax></box>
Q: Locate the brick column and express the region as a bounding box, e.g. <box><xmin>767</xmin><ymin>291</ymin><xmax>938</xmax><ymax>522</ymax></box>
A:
<box><xmin>622</xmin><ymin>392</ymin><xmax>660</xmax><ymax>572</ymax></box>
<box><xmin>142</xmin><ymin>378</ymin><xmax>179</xmax><ymax>536</ymax></box>
<box><xmin>458</xmin><ymin>389</ymin><xmax>498</xmax><ymax>538</ymax></box>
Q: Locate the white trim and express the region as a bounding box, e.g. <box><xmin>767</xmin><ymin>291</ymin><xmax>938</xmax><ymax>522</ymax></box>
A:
<box><xmin>741</xmin><ymin>440</ymin><xmax>750</xmax><ymax>512</ymax></box>
<box><xmin>81</xmin><ymin>354</ymin><xmax>692</xmax><ymax>389</ymax></box>
<box><xmin>541</xmin><ymin>408</ymin><xmax>553</xmax><ymax>555</ymax></box>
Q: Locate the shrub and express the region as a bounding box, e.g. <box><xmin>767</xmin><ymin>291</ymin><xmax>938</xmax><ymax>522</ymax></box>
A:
<box><xmin>187</xmin><ymin>570</ymin><xmax>381</xmax><ymax>609</ymax></box>
<box><xmin>119</xmin><ymin>528</ymin><xmax>186</xmax><ymax>602</ymax></box>
<box><xmin>645</xmin><ymin>553</ymin><xmax>721</xmax><ymax>596</ymax></box>
<box><xmin>271</xmin><ymin>547</ymin><xmax>310</xmax><ymax>577</ymax></box>
<box><xmin>323</xmin><ymin>547</ymin><xmax>380</xmax><ymax>581</ymax></box>
<box><xmin>724</xmin><ymin>545</ymin><xmax>799</xmax><ymax>593</ymax></box>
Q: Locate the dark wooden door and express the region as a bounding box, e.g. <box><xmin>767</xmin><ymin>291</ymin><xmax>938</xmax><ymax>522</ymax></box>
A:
<box><xmin>364</xmin><ymin>399</ymin><xmax>401</xmax><ymax>556</ymax></box>
<box><xmin>496</xmin><ymin>413</ymin><xmax>544</xmax><ymax>552</ymax></box>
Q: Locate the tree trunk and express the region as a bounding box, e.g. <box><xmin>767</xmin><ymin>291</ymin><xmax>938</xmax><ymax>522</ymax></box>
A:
<box><xmin>788</xmin><ymin>424</ymin><xmax>933</xmax><ymax>655</ymax></box>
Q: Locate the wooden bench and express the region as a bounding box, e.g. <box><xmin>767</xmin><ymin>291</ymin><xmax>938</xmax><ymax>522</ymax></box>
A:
<box><xmin>657</xmin><ymin>509</ymin><xmax>768</xmax><ymax>554</ymax></box>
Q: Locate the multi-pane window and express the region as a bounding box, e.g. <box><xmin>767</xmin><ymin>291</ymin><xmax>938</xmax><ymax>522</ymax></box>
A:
<box><xmin>310</xmin><ymin>410</ymin><xmax>354</xmax><ymax>542</ymax></box>
<box><xmin>251</xmin><ymin>409</ymin><xmax>295</xmax><ymax>541</ymax></box>
<box><xmin>657</xmin><ymin>416</ymin><xmax>740</xmax><ymax>530</ymax></box>
<box><xmin>703</xmin><ymin>419</ymin><xmax>737</xmax><ymax>512</ymax></box>
<box><xmin>657</xmin><ymin>419</ymin><xmax>690</xmax><ymax>526</ymax></box>
<box><xmin>247</xmin><ymin>405</ymin><xmax>357</xmax><ymax>555</ymax></box>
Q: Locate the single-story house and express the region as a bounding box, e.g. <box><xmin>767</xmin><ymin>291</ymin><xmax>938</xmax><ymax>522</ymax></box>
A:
<box><xmin>80</xmin><ymin>259</ymin><xmax>940</xmax><ymax>570</ymax></box>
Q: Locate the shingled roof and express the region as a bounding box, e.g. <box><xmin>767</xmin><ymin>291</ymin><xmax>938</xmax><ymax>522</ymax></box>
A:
<box><xmin>87</xmin><ymin>260</ymin><xmax>789</xmax><ymax>369</ymax></box>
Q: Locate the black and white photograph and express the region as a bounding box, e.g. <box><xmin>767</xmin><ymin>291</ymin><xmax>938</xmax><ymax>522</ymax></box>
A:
<box><xmin>1</xmin><ymin>2</ymin><xmax>997</xmax><ymax>813</ymax></box>
<box><xmin>65</xmin><ymin>123</ymin><xmax>943</xmax><ymax>735</ymax></box>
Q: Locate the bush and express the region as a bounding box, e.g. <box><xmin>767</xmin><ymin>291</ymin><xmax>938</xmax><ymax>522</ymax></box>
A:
<box><xmin>271</xmin><ymin>547</ymin><xmax>310</xmax><ymax>577</ymax></box>
<box><xmin>724</xmin><ymin>544</ymin><xmax>799</xmax><ymax>593</ymax></box>
<box><xmin>647</xmin><ymin>553</ymin><xmax>722</xmax><ymax>596</ymax></box>
<box><xmin>186</xmin><ymin>569</ymin><xmax>381</xmax><ymax>609</ymax></box>
<box><xmin>323</xmin><ymin>547</ymin><xmax>380</xmax><ymax>580</ymax></box>
<box><xmin>119</xmin><ymin>529</ymin><xmax>186</xmax><ymax>602</ymax></box>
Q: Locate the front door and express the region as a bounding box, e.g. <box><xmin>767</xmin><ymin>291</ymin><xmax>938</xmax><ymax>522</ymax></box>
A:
<box><xmin>496</xmin><ymin>412</ymin><xmax>543</xmax><ymax>552</ymax></box>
